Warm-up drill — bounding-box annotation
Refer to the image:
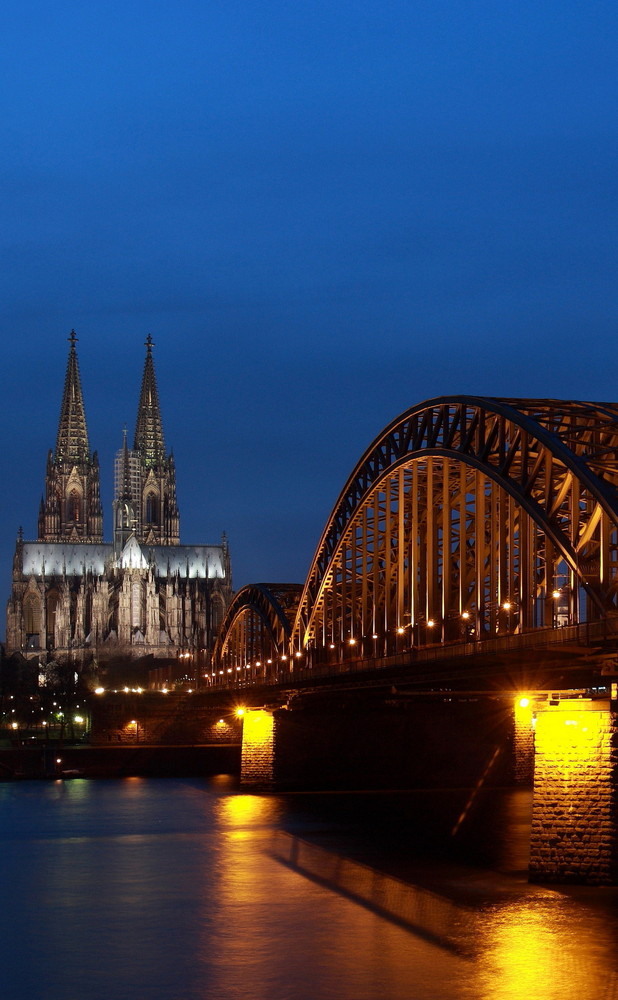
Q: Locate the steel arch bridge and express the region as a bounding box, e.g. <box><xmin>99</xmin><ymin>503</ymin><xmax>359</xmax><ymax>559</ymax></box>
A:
<box><xmin>213</xmin><ymin>583</ymin><xmax>303</xmax><ymax>682</ymax></box>
<box><xmin>214</xmin><ymin>397</ymin><xmax>618</xmax><ymax>677</ymax></box>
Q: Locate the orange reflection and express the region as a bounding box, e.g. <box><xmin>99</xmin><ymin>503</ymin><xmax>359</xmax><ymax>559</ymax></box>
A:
<box><xmin>218</xmin><ymin>793</ymin><xmax>276</xmax><ymax>828</ymax></box>
<box><xmin>477</xmin><ymin>895</ymin><xmax>618</xmax><ymax>1000</ymax></box>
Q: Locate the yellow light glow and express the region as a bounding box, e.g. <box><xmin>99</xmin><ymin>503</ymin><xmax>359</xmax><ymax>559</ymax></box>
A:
<box><xmin>295</xmin><ymin>651</ymin><xmax>302</xmax><ymax>657</ymax></box>
<box><xmin>503</xmin><ymin>601</ymin><xmax>511</xmax><ymax>610</ymax></box>
<box><xmin>461</xmin><ymin>611</ymin><xmax>470</xmax><ymax>619</ymax></box>
<box><xmin>518</xmin><ymin>697</ymin><xmax>530</xmax><ymax>709</ymax></box>
<box><xmin>397</xmin><ymin>627</ymin><xmax>404</xmax><ymax>635</ymax></box>
<box><xmin>536</xmin><ymin>704</ymin><xmax>606</xmax><ymax>768</ymax></box>
<box><xmin>218</xmin><ymin>790</ymin><xmax>272</xmax><ymax>827</ymax></box>
<box><xmin>236</xmin><ymin>708</ymin><xmax>245</xmax><ymax>717</ymax></box>
<box><xmin>348</xmin><ymin>638</ymin><xmax>356</xmax><ymax>645</ymax></box>
<box><xmin>552</xmin><ymin>590</ymin><xmax>561</xmax><ymax>599</ymax></box>
<box><xmin>94</xmin><ymin>687</ymin><xmax>104</xmax><ymax>694</ymax></box>
<box><xmin>74</xmin><ymin>715</ymin><xmax>84</xmax><ymax>724</ymax></box>
<box><xmin>427</xmin><ymin>619</ymin><xmax>435</xmax><ymax>628</ymax></box>
<box><xmin>238</xmin><ymin>709</ymin><xmax>275</xmax><ymax>788</ymax></box>
<box><xmin>11</xmin><ymin>722</ymin><xmax>18</xmax><ymax>729</ymax></box>
<box><xmin>372</xmin><ymin>633</ymin><xmax>378</xmax><ymax>639</ymax></box>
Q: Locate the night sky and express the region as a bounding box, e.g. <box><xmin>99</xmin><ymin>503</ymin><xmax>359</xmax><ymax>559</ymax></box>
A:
<box><xmin>2</xmin><ymin>1</ymin><xmax>617</xmax><ymax>611</ymax></box>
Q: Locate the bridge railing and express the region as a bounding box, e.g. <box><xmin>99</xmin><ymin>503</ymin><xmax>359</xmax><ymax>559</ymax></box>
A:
<box><xmin>212</xmin><ymin>618</ymin><xmax>616</xmax><ymax>690</ymax></box>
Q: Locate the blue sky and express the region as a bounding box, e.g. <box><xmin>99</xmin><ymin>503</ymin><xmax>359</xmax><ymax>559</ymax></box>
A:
<box><xmin>1</xmin><ymin>1</ymin><xmax>617</xmax><ymax>606</ymax></box>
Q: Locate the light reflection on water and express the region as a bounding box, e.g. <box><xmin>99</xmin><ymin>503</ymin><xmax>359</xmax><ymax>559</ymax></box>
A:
<box><xmin>475</xmin><ymin>895</ymin><xmax>618</xmax><ymax>1000</ymax></box>
<box><xmin>1</xmin><ymin>778</ymin><xmax>618</xmax><ymax>1000</ymax></box>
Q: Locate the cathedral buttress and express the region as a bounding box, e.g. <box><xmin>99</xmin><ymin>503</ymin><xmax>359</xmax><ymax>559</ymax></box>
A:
<box><xmin>38</xmin><ymin>331</ymin><xmax>103</xmax><ymax>543</ymax></box>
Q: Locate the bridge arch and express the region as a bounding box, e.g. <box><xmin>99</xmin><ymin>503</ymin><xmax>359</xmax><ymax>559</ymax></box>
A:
<box><xmin>213</xmin><ymin>583</ymin><xmax>303</xmax><ymax>680</ymax></box>
<box><xmin>291</xmin><ymin>397</ymin><xmax>618</xmax><ymax>658</ymax></box>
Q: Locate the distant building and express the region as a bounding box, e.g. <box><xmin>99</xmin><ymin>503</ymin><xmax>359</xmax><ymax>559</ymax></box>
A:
<box><xmin>6</xmin><ymin>332</ymin><xmax>232</xmax><ymax>672</ymax></box>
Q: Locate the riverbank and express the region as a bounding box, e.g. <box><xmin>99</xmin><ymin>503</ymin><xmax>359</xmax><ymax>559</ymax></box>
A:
<box><xmin>0</xmin><ymin>743</ymin><xmax>241</xmax><ymax>779</ymax></box>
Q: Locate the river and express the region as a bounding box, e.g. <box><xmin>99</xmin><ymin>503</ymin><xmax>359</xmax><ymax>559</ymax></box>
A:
<box><xmin>1</xmin><ymin>777</ymin><xmax>617</xmax><ymax>1000</ymax></box>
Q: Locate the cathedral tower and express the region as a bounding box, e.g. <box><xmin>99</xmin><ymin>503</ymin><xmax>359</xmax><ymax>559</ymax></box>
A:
<box><xmin>38</xmin><ymin>330</ymin><xmax>103</xmax><ymax>543</ymax></box>
<box><xmin>113</xmin><ymin>336</ymin><xmax>180</xmax><ymax>549</ymax></box>
<box><xmin>8</xmin><ymin>332</ymin><xmax>231</xmax><ymax>668</ymax></box>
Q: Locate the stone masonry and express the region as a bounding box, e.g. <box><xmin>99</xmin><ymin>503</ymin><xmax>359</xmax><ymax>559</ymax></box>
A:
<box><xmin>529</xmin><ymin>700</ymin><xmax>618</xmax><ymax>885</ymax></box>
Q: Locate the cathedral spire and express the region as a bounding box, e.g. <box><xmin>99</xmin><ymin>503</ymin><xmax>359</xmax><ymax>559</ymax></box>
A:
<box><xmin>134</xmin><ymin>335</ymin><xmax>165</xmax><ymax>468</ymax></box>
<box><xmin>113</xmin><ymin>426</ymin><xmax>137</xmax><ymax>551</ymax></box>
<box><xmin>38</xmin><ymin>332</ymin><xmax>103</xmax><ymax>543</ymax></box>
<box><xmin>55</xmin><ymin>330</ymin><xmax>90</xmax><ymax>463</ymax></box>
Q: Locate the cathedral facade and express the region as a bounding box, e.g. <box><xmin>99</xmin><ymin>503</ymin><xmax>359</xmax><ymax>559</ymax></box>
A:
<box><xmin>6</xmin><ymin>333</ymin><xmax>232</xmax><ymax>671</ymax></box>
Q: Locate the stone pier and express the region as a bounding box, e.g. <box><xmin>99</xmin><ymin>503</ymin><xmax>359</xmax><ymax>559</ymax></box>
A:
<box><xmin>529</xmin><ymin>699</ymin><xmax>618</xmax><ymax>885</ymax></box>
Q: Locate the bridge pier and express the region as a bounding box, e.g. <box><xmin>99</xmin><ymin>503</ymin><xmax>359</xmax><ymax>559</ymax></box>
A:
<box><xmin>529</xmin><ymin>699</ymin><xmax>618</xmax><ymax>885</ymax></box>
<box><xmin>239</xmin><ymin>709</ymin><xmax>276</xmax><ymax>790</ymax></box>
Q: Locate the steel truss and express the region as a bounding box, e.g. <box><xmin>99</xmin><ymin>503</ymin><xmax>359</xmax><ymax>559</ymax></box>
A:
<box><xmin>291</xmin><ymin>397</ymin><xmax>618</xmax><ymax>660</ymax></box>
<box><xmin>213</xmin><ymin>583</ymin><xmax>302</xmax><ymax>680</ymax></box>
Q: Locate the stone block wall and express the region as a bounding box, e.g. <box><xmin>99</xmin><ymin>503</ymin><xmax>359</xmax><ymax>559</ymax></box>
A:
<box><xmin>529</xmin><ymin>701</ymin><xmax>618</xmax><ymax>885</ymax></box>
<box><xmin>239</xmin><ymin>709</ymin><xmax>275</xmax><ymax>790</ymax></box>
<box><xmin>513</xmin><ymin>699</ymin><xmax>535</xmax><ymax>784</ymax></box>
<box><xmin>90</xmin><ymin>693</ymin><xmax>243</xmax><ymax>747</ymax></box>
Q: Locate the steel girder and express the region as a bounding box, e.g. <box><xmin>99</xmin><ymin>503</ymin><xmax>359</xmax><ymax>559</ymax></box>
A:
<box><xmin>214</xmin><ymin>583</ymin><xmax>302</xmax><ymax>673</ymax></box>
<box><xmin>292</xmin><ymin>397</ymin><xmax>618</xmax><ymax>652</ymax></box>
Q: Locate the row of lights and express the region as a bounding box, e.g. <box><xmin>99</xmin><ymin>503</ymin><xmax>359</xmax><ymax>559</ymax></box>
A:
<box><xmin>7</xmin><ymin>714</ymin><xmax>86</xmax><ymax>730</ymax></box>
<box><xmin>217</xmin><ymin>598</ymin><xmax>568</xmax><ymax>676</ymax></box>
<box><xmin>214</xmin><ymin>652</ymin><xmax>305</xmax><ymax>676</ymax></box>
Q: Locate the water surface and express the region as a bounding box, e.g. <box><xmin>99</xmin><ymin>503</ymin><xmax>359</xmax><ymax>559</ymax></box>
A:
<box><xmin>1</xmin><ymin>778</ymin><xmax>617</xmax><ymax>1000</ymax></box>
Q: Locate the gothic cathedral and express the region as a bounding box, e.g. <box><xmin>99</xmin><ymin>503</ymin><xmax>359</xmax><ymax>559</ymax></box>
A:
<box><xmin>6</xmin><ymin>333</ymin><xmax>233</xmax><ymax>672</ymax></box>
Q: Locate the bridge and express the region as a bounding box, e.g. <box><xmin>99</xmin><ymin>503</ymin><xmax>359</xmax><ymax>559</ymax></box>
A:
<box><xmin>211</xmin><ymin>396</ymin><xmax>618</xmax><ymax>885</ymax></box>
<box><xmin>214</xmin><ymin>395</ymin><xmax>618</xmax><ymax>689</ymax></box>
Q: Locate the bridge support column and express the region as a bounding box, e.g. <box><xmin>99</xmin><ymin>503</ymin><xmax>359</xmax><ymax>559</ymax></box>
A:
<box><xmin>529</xmin><ymin>700</ymin><xmax>618</xmax><ymax>885</ymax></box>
<box><xmin>239</xmin><ymin>709</ymin><xmax>276</xmax><ymax>791</ymax></box>
<box><xmin>513</xmin><ymin>697</ymin><xmax>535</xmax><ymax>783</ymax></box>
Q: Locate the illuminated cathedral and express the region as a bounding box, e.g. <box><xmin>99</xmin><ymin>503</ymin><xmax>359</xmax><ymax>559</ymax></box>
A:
<box><xmin>6</xmin><ymin>333</ymin><xmax>232</xmax><ymax>671</ymax></box>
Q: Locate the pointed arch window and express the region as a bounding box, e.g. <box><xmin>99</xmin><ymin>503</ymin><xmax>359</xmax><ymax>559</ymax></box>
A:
<box><xmin>69</xmin><ymin>489</ymin><xmax>81</xmax><ymax>523</ymax></box>
<box><xmin>211</xmin><ymin>593</ymin><xmax>225</xmax><ymax>632</ymax></box>
<box><xmin>47</xmin><ymin>590</ymin><xmax>59</xmax><ymax>646</ymax></box>
<box><xmin>23</xmin><ymin>593</ymin><xmax>42</xmax><ymax>639</ymax></box>
<box><xmin>145</xmin><ymin>493</ymin><xmax>158</xmax><ymax>525</ymax></box>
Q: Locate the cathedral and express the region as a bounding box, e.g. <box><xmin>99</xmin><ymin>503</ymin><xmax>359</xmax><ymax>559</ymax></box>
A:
<box><xmin>5</xmin><ymin>333</ymin><xmax>232</xmax><ymax>674</ymax></box>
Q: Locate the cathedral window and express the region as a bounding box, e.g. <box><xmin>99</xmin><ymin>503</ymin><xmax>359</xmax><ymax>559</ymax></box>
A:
<box><xmin>47</xmin><ymin>591</ymin><xmax>59</xmax><ymax>645</ymax></box>
<box><xmin>23</xmin><ymin>594</ymin><xmax>41</xmax><ymax>638</ymax></box>
<box><xmin>211</xmin><ymin>594</ymin><xmax>225</xmax><ymax>632</ymax></box>
<box><xmin>145</xmin><ymin>494</ymin><xmax>158</xmax><ymax>524</ymax></box>
<box><xmin>69</xmin><ymin>490</ymin><xmax>81</xmax><ymax>523</ymax></box>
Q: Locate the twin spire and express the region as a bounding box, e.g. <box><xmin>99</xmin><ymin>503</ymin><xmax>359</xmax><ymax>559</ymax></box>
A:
<box><xmin>55</xmin><ymin>330</ymin><xmax>90</xmax><ymax>464</ymax></box>
<box><xmin>39</xmin><ymin>332</ymin><xmax>178</xmax><ymax>546</ymax></box>
<box><xmin>134</xmin><ymin>334</ymin><xmax>166</xmax><ymax>467</ymax></box>
<box><xmin>55</xmin><ymin>331</ymin><xmax>166</xmax><ymax>469</ymax></box>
